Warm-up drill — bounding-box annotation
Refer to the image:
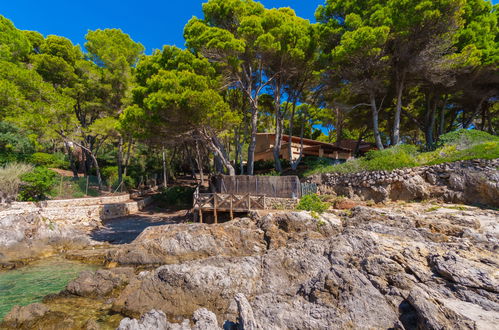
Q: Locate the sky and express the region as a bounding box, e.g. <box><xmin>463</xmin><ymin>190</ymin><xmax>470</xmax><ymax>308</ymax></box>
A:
<box><xmin>0</xmin><ymin>0</ymin><xmax>325</xmax><ymax>54</ymax></box>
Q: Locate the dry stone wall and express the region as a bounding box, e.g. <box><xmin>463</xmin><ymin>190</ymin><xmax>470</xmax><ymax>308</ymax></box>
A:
<box><xmin>306</xmin><ymin>159</ymin><xmax>499</xmax><ymax>206</ymax></box>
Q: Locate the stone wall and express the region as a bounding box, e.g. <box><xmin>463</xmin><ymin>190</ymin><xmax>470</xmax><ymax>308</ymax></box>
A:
<box><xmin>264</xmin><ymin>197</ymin><xmax>299</xmax><ymax>210</ymax></box>
<box><xmin>306</xmin><ymin>159</ymin><xmax>499</xmax><ymax>206</ymax></box>
<box><xmin>1</xmin><ymin>195</ymin><xmax>154</xmax><ymax>229</ymax></box>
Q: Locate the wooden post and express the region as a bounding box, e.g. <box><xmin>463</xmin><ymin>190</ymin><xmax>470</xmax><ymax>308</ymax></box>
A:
<box><xmin>247</xmin><ymin>194</ymin><xmax>251</xmax><ymax>211</ymax></box>
<box><xmin>230</xmin><ymin>194</ymin><xmax>234</xmax><ymax>220</ymax></box>
<box><xmin>213</xmin><ymin>194</ymin><xmax>218</xmax><ymax>224</ymax></box>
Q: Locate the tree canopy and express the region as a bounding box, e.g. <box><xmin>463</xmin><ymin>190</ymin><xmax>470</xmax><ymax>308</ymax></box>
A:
<box><xmin>0</xmin><ymin>0</ymin><xmax>497</xmax><ymax>189</ymax></box>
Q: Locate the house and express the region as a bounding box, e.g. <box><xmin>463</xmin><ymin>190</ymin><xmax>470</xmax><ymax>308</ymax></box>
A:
<box><xmin>255</xmin><ymin>133</ymin><xmax>365</xmax><ymax>162</ymax></box>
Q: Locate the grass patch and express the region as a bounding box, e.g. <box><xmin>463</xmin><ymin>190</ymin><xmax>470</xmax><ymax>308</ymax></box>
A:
<box><xmin>445</xmin><ymin>205</ymin><xmax>469</xmax><ymax>211</ymax></box>
<box><xmin>425</xmin><ymin>206</ymin><xmax>440</xmax><ymax>212</ymax></box>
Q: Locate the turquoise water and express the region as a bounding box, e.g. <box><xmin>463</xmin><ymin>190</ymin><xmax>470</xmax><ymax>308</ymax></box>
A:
<box><xmin>0</xmin><ymin>258</ymin><xmax>99</xmax><ymax>320</ymax></box>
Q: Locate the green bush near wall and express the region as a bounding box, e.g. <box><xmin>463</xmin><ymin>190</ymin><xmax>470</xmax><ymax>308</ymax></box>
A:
<box><xmin>296</xmin><ymin>194</ymin><xmax>330</xmax><ymax>213</ymax></box>
<box><xmin>18</xmin><ymin>167</ymin><xmax>57</xmax><ymax>201</ymax></box>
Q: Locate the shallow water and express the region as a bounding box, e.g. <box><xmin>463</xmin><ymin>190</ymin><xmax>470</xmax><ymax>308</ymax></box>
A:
<box><xmin>0</xmin><ymin>257</ymin><xmax>99</xmax><ymax>320</ymax></box>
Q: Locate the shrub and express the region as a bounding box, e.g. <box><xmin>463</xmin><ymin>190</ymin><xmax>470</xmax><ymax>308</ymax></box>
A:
<box><xmin>437</xmin><ymin>129</ymin><xmax>498</xmax><ymax>148</ymax></box>
<box><xmin>101</xmin><ymin>166</ymin><xmax>118</xmax><ymax>183</ymax></box>
<box><xmin>122</xmin><ymin>175</ymin><xmax>136</xmax><ymax>189</ymax></box>
<box><xmin>30</xmin><ymin>152</ymin><xmax>68</xmax><ymax>168</ymax></box>
<box><xmin>362</xmin><ymin>145</ymin><xmax>419</xmax><ymax>171</ymax></box>
<box><xmin>257</xmin><ymin>169</ymin><xmax>280</xmax><ymax>176</ymax></box>
<box><xmin>296</xmin><ymin>194</ymin><xmax>330</xmax><ymax>213</ymax></box>
<box><xmin>305</xmin><ymin>145</ymin><xmax>420</xmax><ymax>176</ymax></box>
<box><xmin>0</xmin><ymin>162</ymin><xmax>34</xmax><ymax>201</ymax></box>
<box><xmin>18</xmin><ymin>167</ymin><xmax>57</xmax><ymax>201</ymax></box>
<box><xmin>156</xmin><ymin>186</ymin><xmax>195</xmax><ymax>208</ymax></box>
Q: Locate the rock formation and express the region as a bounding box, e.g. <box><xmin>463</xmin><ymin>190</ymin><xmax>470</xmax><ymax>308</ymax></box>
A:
<box><xmin>2</xmin><ymin>203</ymin><xmax>498</xmax><ymax>329</ymax></box>
<box><xmin>307</xmin><ymin>159</ymin><xmax>499</xmax><ymax>206</ymax></box>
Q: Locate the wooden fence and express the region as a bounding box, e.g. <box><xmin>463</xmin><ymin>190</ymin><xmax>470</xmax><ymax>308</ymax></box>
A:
<box><xmin>214</xmin><ymin>175</ymin><xmax>301</xmax><ymax>198</ymax></box>
<box><xmin>193</xmin><ymin>187</ymin><xmax>266</xmax><ymax>223</ymax></box>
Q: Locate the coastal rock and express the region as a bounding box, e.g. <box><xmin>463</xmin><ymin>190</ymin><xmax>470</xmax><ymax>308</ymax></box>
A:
<box><xmin>110</xmin><ymin>205</ymin><xmax>499</xmax><ymax>329</ymax></box>
<box><xmin>66</xmin><ymin>267</ymin><xmax>135</xmax><ymax>297</ymax></box>
<box><xmin>118</xmin><ymin>309</ymin><xmax>170</xmax><ymax>330</ymax></box>
<box><xmin>4</xmin><ymin>202</ymin><xmax>498</xmax><ymax>330</ymax></box>
<box><xmin>2</xmin><ymin>303</ymin><xmax>49</xmax><ymax>327</ymax></box>
<box><xmin>108</xmin><ymin>218</ymin><xmax>266</xmax><ymax>265</ymax></box>
<box><xmin>117</xmin><ymin>308</ymin><xmax>219</xmax><ymax>330</ymax></box>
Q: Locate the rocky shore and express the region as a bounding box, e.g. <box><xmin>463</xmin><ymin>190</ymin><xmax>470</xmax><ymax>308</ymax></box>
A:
<box><xmin>2</xmin><ymin>202</ymin><xmax>498</xmax><ymax>329</ymax></box>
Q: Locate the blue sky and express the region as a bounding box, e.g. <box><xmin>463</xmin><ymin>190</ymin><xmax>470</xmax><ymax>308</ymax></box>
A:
<box><xmin>0</xmin><ymin>0</ymin><xmax>324</xmax><ymax>53</ymax></box>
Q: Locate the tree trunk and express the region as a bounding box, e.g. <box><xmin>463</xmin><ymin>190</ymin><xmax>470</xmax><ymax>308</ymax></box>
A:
<box><xmin>392</xmin><ymin>72</ymin><xmax>405</xmax><ymax>145</ymax></box>
<box><xmin>437</xmin><ymin>96</ymin><xmax>447</xmax><ymax>139</ymax></box>
<box><xmin>162</xmin><ymin>148</ymin><xmax>167</xmax><ymax>187</ymax></box>
<box><xmin>123</xmin><ymin>139</ymin><xmax>133</xmax><ymax>177</ymax></box>
<box><xmin>370</xmin><ymin>94</ymin><xmax>384</xmax><ymax>150</ymax></box>
<box><xmin>288</xmin><ymin>101</ymin><xmax>296</xmax><ymax>161</ymax></box>
<box><xmin>291</xmin><ymin>116</ymin><xmax>305</xmax><ymax>171</ymax></box>
<box><xmin>246</xmin><ymin>106</ymin><xmax>258</xmax><ymax>175</ymax></box>
<box><xmin>117</xmin><ymin>136</ymin><xmax>124</xmax><ymax>187</ymax></box>
<box><xmin>273</xmin><ymin>112</ymin><xmax>283</xmax><ymax>173</ymax></box>
<box><xmin>335</xmin><ymin>107</ymin><xmax>343</xmax><ymax>146</ymax></box>
<box><xmin>424</xmin><ymin>92</ymin><xmax>437</xmax><ymax>150</ymax></box>
<box><xmin>202</xmin><ymin>129</ymin><xmax>235</xmax><ymax>176</ymax></box>
<box><xmin>64</xmin><ymin>142</ymin><xmax>79</xmax><ymax>179</ymax></box>
<box><xmin>354</xmin><ymin>128</ymin><xmax>367</xmax><ymax>156</ymax></box>
<box><xmin>463</xmin><ymin>95</ymin><xmax>487</xmax><ymax>129</ymax></box>
<box><xmin>194</xmin><ymin>140</ymin><xmax>204</xmax><ymax>185</ymax></box>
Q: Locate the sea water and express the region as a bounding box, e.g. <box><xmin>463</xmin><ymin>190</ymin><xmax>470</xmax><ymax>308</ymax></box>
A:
<box><xmin>0</xmin><ymin>257</ymin><xmax>99</xmax><ymax>320</ymax></box>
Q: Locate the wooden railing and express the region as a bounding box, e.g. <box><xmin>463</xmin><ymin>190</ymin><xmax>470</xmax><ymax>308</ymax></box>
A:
<box><xmin>193</xmin><ymin>187</ymin><xmax>266</xmax><ymax>223</ymax></box>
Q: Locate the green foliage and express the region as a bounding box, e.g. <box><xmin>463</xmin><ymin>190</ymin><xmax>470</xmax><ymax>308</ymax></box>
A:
<box><xmin>296</xmin><ymin>194</ymin><xmax>330</xmax><ymax>213</ymax></box>
<box><xmin>101</xmin><ymin>166</ymin><xmax>118</xmax><ymax>184</ymax></box>
<box><xmin>437</xmin><ymin>129</ymin><xmax>499</xmax><ymax>148</ymax></box>
<box><xmin>0</xmin><ymin>122</ymin><xmax>35</xmax><ymax>164</ymax></box>
<box><xmin>156</xmin><ymin>186</ymin><xmax>195</xmax><ymax>208</ymax></box>
<box><xmin>18</xmin><ymin>167</ymin><xmax>57</xmax><ymax>201</ymax></box>
<box><xmin>421</xmin><ymin>141</ymin><xmax>499</xmax><ymax>165</ymax></box>
<box><xmin>29</xmin><ymin>152</ymin><xmax>68</xmax><ymax>168</ymax></box>
<box><xmin>257</xmin><ymin>169</ymin><xmax>280</xmax><ymax>176</ymax></box>
<box><xmin>0</xmin><ymin>15</ymin><xmax>31</xmax><ymax>61</ymax></box>
<box><xmin>362</xmin><ymin>145</ymin><xmax>419</xmax><ymax>171</ymax></box>
<box><xmin>120</xmin><ymin>46</ymin><xmax>239</xmax><ymax>143</ymax></box>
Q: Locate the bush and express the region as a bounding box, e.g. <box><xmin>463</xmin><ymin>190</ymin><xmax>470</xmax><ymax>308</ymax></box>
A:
<box><xmin>156</xmin><ymin>186</ymin><xmax>195</xmax><ymax>208</ymax></box>
<box><xmin>30</xmin><ymin>152</ymin><xmax>68</xmax><ymax>168</ymax></box>
<box><xmin>362</xmin><ymin>145</ymin><xmax>419</xmax><ymax>171</ymax></box>
<box><xmin>18</xmin><ymin>167</ymin><xmax>57</xmax><ymax>201</ymax></box>
<box><xmin>0</xmin><ymin>162</ymin><xmax>34</xmax><ymax>201</ymax></box>
<box><xmin>296</xmin><ymin>194</ymin><xmax>330</xmax><ymax>213</ymax></box>
<box><xmin>305</xmin><ymin>145</ymin><xmax>419</xmax><ymax>176</ymax></box>
<box><xmin>437</xmin><ymin>129</ymin><xmax>498</xmax><ymax>148</ymax></box>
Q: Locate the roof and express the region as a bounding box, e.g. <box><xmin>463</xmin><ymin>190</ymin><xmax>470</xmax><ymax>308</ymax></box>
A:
<box><xmin>256</xmin><ymin>133</ymin><xmax>352</xmax><ymax>152</ymax></box>
<box><xmin>336</xmin><ymin>139</ymin><xmax>378</xmax><ymax>151</ymax></box>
